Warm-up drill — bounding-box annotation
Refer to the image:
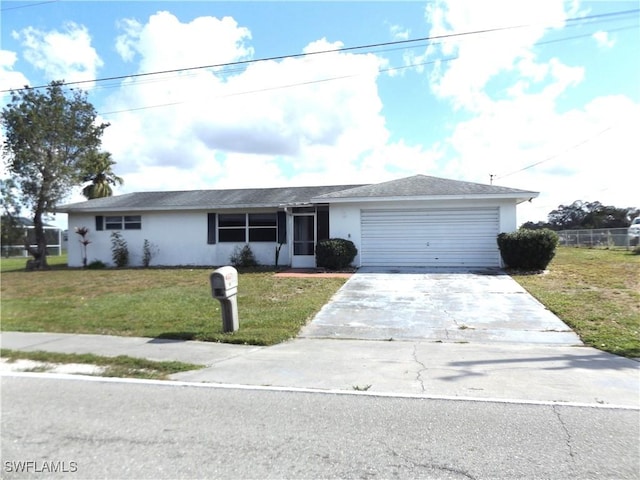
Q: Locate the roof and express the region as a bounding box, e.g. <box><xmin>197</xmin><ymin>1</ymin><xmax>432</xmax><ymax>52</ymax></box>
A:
<box><xmin>313</xmin><ymin>175</ymin><xmax>538</xmax><ymax>202</ymax></box>
<box><xmin>56</xmin><ymin>175</ymin><xmax>538</xmax><ymax>213</ymax></box>
<box><xmin>56</xmin><ymin>184</ymin><xmax>365</xmax><ymax>213</ymax></box>
<box><xmin>2</xmin><ymin>216</ymin><xmax>58</xmax><ymax>228</ymax></box>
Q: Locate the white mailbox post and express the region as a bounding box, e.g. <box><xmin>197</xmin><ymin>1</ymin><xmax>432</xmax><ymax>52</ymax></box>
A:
<box><xmin>210</xmin><ymin>266</ymin><xmax>239</xmax><ymax>333</ymax></box>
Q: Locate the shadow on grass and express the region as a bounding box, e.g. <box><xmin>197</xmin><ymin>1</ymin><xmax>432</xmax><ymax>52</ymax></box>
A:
<box><xmin>150</xmin><ymin>332</ymin><xmax>198</xmax><ymax>342</ymax></box>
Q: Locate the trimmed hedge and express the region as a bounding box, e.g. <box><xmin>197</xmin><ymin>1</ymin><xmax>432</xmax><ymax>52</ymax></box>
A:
<box><xmin>316</xmin><ymin>238</ymin><xmax>358</xmax><ymax>270</ymax></box>
<box><xmin>497</xmin><ymin>229</ymin><xmax>559</xmax><ymax>270</ymax></box>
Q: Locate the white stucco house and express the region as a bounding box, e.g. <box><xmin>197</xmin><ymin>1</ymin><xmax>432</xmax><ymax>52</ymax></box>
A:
<box><xmin>57</xmin><ymin>174</ymin><xmax>538</xmax><ymax>268</ymax></box>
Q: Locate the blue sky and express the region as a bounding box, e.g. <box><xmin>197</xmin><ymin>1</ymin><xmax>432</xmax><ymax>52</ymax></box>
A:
<box><xmin>1</xmin><ymin>0</ymin><xmax>639</xmax><ymax>227</ymax></box>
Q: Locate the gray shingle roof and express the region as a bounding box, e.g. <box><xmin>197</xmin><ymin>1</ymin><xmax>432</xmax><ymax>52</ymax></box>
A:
<box><xmin>56</xmin><ymin>184</ymin><xmax>365</xmax><ymax>212</ymax></box>
<box><xmin>56</xmin><ymin>175</ymin><xmax>538</xmax><ymax>213</ymax></box>
<box><xmin>313</xmin><ymin>175</ymin><xmax>538</xmax><ymax>200</ymax></box>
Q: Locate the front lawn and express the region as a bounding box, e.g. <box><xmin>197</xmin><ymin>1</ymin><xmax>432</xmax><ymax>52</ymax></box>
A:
<box><xmin>512</xmin><ymin>247</ymin><xmax>640</xmax><ymax>358</ymax></box>
<box><xmin>0</xmin><ymin>258</ymin><xmax>346</xmax><ymax>346</ymax></box>
<box><xmin>2</xmin><ymin>248</ymin><xmax>638</xmax><ymax>358</ymax></box>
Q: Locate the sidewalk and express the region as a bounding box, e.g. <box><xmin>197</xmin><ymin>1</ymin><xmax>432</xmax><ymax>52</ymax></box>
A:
<box><xmin>1</xmin><ymin>331</ymin><xmax>638</xmax><ymax>408</ymax></box>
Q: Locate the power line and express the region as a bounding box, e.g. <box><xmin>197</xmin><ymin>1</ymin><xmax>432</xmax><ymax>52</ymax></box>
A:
<box><xmin>97</xmin><ymin>19</ymin><xmax>638</xmax><ymax>118</ymax></box>
<box><xmin>0</xmin><ymin>0</ymin><xmax>58</xmax><ymax>12</ymax></box>
<box><xmin>2</xmin><ymin>25</ymin><xmax>523</xmax><ymax>94</ymax></box>
<box><xmin>494</xmin><ymin>127</ymin><xmax>613</xmax><ymax>181</ymax></box>
<box><xmin>98</xmin><ymin>56</ymin><xmax>458</xmax><ymax>117</ymax></box>
<box><xmin>3</xmin><ymin>7</ymin><xmax>637</xmax><ymax>94</ymax></box>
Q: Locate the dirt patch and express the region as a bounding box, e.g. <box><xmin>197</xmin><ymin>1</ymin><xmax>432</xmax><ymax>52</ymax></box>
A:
<box><xmin>274</xmin><ymin>269</ymin><xmax>353</xmax><ymax>279</ymax></box>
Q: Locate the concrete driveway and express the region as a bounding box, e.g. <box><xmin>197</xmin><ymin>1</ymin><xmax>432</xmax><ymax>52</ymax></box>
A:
<box><xmin>300</xmin><ymin>267</ymin><xmax>583</xmax><ymax>345</ymax></box>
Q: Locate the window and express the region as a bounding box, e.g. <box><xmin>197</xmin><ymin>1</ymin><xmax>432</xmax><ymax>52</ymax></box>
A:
<box><xmin>104</xmin><ymin>215</ymin><xmax>142</xmax><ymax>230</ymax></box>
<box><xmin>217</xmin><ymin>213</ymin><xmax>278</xmax><ymax>242</ymax></box>
<box><xmin>218</xmin><ymin>214</ymin><xmax>246</xmax><ymax>242</ymax></box>
<box><xmin>249</xmin><ymin>213</ymin><xmax>277</xmax><ymax>242</ymax></box>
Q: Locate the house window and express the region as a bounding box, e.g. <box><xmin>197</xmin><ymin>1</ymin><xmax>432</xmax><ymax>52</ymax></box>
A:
<box><xmin>217</xmin><ymin>213</ymin><xmax>278</xmax><ymax>242</ymax></box>
<box><xmin>104</xmin><ymin>215</ymin><xmax>142</xmax><ymax>230</ymax></box>
<box><xmin>249</xmin><ymin>213</ymin><xmax>277</xmax><ymax>242</ymax></box>
<box><xmin>218</xmin><ymin>214</ymin><xmax>246</xmax><ymax>242</ymax></box>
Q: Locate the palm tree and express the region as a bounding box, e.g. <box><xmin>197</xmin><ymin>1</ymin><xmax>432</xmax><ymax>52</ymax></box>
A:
<box><xmin>81</xmin><ymin>151</ymin><xmax>124</xmax><ymax>200</ymax></box>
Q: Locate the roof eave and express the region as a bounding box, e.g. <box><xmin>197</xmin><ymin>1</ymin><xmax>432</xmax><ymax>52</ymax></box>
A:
<box><xmin>56</xmin><ymin>203</ymin><xmax>287</xmax><ymax>214</ymax></box>
<box><xmin>312</xmin><ymin>192</ymin><xmax>540</xmax><ymax>204</ymax></box>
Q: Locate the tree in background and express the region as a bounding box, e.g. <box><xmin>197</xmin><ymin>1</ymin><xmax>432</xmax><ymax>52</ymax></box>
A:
<box><xmin>0</xmin><ymin>179</ymin><xmax>24</xmax><ymax>257</ymax></box>
<box><xmin>521</xmin><ymin>200</ymin><xmax>639</xmax><ymax>230</ymax></box>
<box><xmin>1</xmin><ymin>81</ymin><xmax>109</xmax><ymax>269</ymax></box>
<box><xmin>81</xmin><ymin>151</ymin><xmax>124</xmax><ymax>200</ymax></box>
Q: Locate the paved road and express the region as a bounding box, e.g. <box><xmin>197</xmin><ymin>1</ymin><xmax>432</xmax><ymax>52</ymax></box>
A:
<box><xmin>2</xmin><ymin>375</ymin><xmax>638</xmax><ymax>479</ymax></box>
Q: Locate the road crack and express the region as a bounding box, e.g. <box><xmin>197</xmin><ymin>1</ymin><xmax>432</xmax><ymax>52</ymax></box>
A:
<box><xmin>552</xmin><ymin>405</ymin><xmax>577</xmax><ymax>469</ymax></box>
<box><xmin>412</xmin><ymin>344</ymin><xmax>427</xmax><ymax>393</ymax></box>
<box><xmin>386</xmin><ymin>443</ymin><xmax>477</xmax><ymax>479</ymax></box>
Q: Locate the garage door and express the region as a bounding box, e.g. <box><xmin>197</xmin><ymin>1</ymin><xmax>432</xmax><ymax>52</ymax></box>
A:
<box><xmin>360</xmin><ymin>207</ymin><xmax>500</xmax><ymax>267</ymax></box>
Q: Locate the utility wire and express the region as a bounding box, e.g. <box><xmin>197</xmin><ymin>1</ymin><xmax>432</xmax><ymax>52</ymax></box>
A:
<box><xmin>96</xmin><ymin>20</ymin><xmax>638</xmax><ymax>117</ymax></box>
<box><xmin>98</xmin><ymin>56</ymin><xmax>458</xmax><ymax>117</ymax></box>
<box><xmin>2</xmin><ymin>25</ymin><xmax>523</xmax><ymax>93</ymax></box>
<box><xmin>3</xmin><ymin>7</ymin><xmax>638</xmax><ymax>94</ymax></box>
<box><xmin>0</xmin><ymin>0</ymin><xmax>58</xmax><ymax>12</ymax></box>
<box><xmin>494</xmin><ymin>127</ymin><xmax>613</xmax><ymax>181</ymax></box>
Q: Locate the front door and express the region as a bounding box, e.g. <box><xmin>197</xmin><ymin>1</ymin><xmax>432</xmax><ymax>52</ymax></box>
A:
<box><xmin>292</xmin><ymin>214</ymin><xmax>315</xmax><ymax>268</ymax></box>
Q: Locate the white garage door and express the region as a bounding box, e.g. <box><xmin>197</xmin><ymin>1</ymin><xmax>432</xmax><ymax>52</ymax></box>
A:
<box><xmin>361</xmin><ymin>207</ymin><xmax>500</xmax><ymax>267</ymax></box>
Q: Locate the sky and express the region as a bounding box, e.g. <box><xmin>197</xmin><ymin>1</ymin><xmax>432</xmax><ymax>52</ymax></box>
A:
<box><xmin>1</xmin><ymin>0</ymin><xmax>639</xmax><ymax>229</ymax></box>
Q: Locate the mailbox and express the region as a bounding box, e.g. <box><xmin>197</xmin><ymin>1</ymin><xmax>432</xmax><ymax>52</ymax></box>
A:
<box><xmin>210</xmin><ymin>266</ymin><xmax>239</xmax><ymax>333</ymax></box>
<box><xmin>210</xmin><ymin>266</ymin><xmax>238</xmax><ymax>299</ymax></box>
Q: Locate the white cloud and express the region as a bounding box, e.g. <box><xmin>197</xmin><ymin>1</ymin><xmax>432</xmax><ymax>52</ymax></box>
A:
<box><xmin>114</xmin><ymin>11</ymin><xmax>253</xmax><ymax>71</ymax></box>
<box><xmin>0</xmin><ymin>50</ymin><xmax>30</xmax><ymax>98</ymax></box>
<box><xmin>389</xmin><ymin>24</ymin><xmax>410</xmax><ymax>41</ymax></box>
<box><xmin>443</xmin><ymin>93</ymin><xmax>640</xmax><ymax>223</ymax></box>
<box><xmin>592</xmin><ymin>30</ymin><xmax>615</xmax><ymax>48</ymax></box>
<box><xmin>102</xmin><ymin>15</ymin><xmax>419</xmax><ymax>193</ymax></box>
<box><xmin>419</xmin><ymin>0</ymin><xmax>640</xmax><ymax>225</ymax></box>
<box><xmin>425</xmin><ymin>0</ymin><xmax>576</xmax><ymax>111</ymax></box>
<box><xmin>12</xmin><ymin>22</ymin><xmax>102</xmax><ymax>86</ymax></box>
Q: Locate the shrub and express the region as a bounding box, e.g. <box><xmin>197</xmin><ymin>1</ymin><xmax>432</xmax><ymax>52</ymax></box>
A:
<box><xmin>497</xmin><ymin>229</ymin><xmax>558</xmax><ymax>270</ymax></box>
<box><xmin>142</xmin><ymin>239</ymin><xmax>158</xmax><ymax>268</ymax></box>
<box><xmin>86</xmin><ymin>260</ymin><xmax>106</xmax><ymax>269</ymax></box>
<box><xmin>316</xmin><ymin>238</ymin><xmax>358</xmax><ymax>270</ymax></box>
<box><xmin>230</xmin><ymin>244</ymin><xmax>257</xmax><ymax>268</ymax></box>
<box><xmin>632</xmin><ymin>245</ymin><xmax>640</xmax><ymax>255</ymax></box>
<box><xmin>110</xmin><ymin>231</ymin><xmax>129</xmax><ymax>268</ymax></box>
<box><xmin>74</xmin><ymin>226</ymin><xmax>91</xmax><ymax>268</ymax></box>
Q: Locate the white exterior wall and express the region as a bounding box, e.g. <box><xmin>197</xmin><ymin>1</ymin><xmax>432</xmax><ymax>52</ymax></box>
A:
<box><xmin>66</xmin><ymin>210</ymin><xmax>290</xmax><ymax>268</ymax></box>
<box><xmin>329</xmin><ymin>198</ymin><xmax>520</xmax><ymax>267</ymax></box>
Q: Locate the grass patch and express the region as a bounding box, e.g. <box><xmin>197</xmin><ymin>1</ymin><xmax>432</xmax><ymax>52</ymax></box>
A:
<box><xmin>511</xmin><ymin>247</ymin><xmax>640</xmax><ymax>358</ymax></box>
<box><xmin>1</xmin><ymin>257</ymin><xmax>347</xmax><ymax>345</ymax></box>
<box><xmin>0</xmin><ymin>349</ymin><xmax>202</xmax><ymax>380</ymax></box>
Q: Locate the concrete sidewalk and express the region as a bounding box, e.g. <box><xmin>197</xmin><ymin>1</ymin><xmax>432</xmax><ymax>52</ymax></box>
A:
<box><xmin>1</xmin><ymin>331</ymin><xmax>638</xmax><ymax>408</ymax></box>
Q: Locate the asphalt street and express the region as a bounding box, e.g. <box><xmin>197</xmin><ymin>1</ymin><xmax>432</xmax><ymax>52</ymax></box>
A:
<box><xmin>2</xmin><ymin>375</ymin><xmax>638</xmax><ymax>480</ymax></box>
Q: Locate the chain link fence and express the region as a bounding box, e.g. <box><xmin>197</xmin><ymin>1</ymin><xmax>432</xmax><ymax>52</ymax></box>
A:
<box><xmin>557</xmin><ymin>228</ymin><xmax>635</xmax><ymax>249</ymax></box>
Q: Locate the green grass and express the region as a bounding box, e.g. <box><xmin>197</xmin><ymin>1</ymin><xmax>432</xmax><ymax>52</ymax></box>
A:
<box><xmin>511</xmin><ymin>247</ymin><xmax>640</xmax><ymax>358</ymax></box>
<box><xmin>3</xmin><ymin>249</ymin><xmax>638</xmax><ymax>358</ymax></box>
<box><xmin>1</xmin><ymin>256</ymin><xmax>347</xmax><ymax>345</ymax></box>
<box><xmin>0</xmin><ymin>349</ymin><xmax>202</xmax><ymax>380</ymax></box>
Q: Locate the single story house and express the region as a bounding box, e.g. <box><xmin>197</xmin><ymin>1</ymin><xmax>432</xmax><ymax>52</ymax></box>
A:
<box><xmin>57</xmin><ymin>174</ymin><xmax>538</xmax><ymax>268</ymax></box>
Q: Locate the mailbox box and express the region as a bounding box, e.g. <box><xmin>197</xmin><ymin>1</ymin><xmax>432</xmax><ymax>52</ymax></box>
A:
<box><xmin>210</xmin><ymin>266</ymin><xmax>239</xmax><ymax>333</ymax></box>
<box><xmin>210</xmin><ymin>266</ymin><xmax>238</xmax><ymax>299</ymax></box>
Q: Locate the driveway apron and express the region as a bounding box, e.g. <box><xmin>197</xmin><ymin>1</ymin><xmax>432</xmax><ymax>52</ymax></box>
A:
<box><xmin>300</xmin><ymin>267</ymin><xmax>583</xmax><ymax>345</ymax></box>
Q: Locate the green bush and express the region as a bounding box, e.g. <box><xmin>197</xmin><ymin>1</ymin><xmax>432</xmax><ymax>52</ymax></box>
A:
<box><xmin>316</xmin><ymin>238</ymin><xmax>358</xmax><ymax>270</ymax></box>
<box><xmin>497</xmin><ymin>229</ymin><xmax>558</xmax><ymax>270</ymax></box>
<box><xmin>110</xmin><ymin>231</ymin><xmax>129</xmax><ymax>268</ymax></box>
<box><xmin>86</xmin><ymin>260</ymin><xmax>106</xmax><ymax>269</ymax></box>
<box><xmin>230</xmin><ymin>244</ymin><xmax>258</xmax><ymax>268</ymax></box>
